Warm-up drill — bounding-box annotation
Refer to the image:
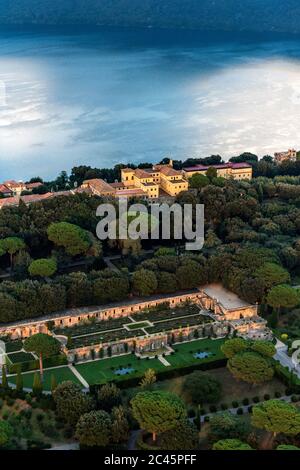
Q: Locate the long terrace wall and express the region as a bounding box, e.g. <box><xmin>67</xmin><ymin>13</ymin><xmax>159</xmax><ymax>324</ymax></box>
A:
<box><xmin>0</xmin><ymin>291</ymin><xmax>203</xmax><ymax>340</ymax></box>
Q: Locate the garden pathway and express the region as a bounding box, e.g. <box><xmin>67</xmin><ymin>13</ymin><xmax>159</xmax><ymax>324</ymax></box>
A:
<box><xmin>68</xmin><ymin>364</ymin><xmax>89</xmax><ymax>389</ymax></box>
<box><xmin>49</xmin><ymin>442</ymin><xmax>79</xmax><ymax>450</ymax></box>
<box><xmin>199</xmin><ymin>395</ymin><xmax>293</xmax><ymax>423</ymax></box>
<box><xmin>158</xmin><ymin>355</ymin><xmax>171</xmax><ymax>367</ymax></box>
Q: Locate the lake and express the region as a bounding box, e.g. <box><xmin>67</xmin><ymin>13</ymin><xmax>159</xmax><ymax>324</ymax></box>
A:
<box><xmin>1</xmin><ymin>26</ymin><xmax>300</xmax><ymax>180</ymax></box>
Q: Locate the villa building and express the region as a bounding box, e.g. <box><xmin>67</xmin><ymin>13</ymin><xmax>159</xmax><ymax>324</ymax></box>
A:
<box><xmin>0</xmin><ymin>284</ymin><xmax>270</xmax><ymax>363</ymax></box>
<box><xmin>274</xmin><ymin>148</ymin><xmax>297</xmax><ymax>164</ymax></box>
<box><xmin>81</xmin><ymin>178</ymin><xmax>116</xmax><ymax>197</ymax></box>
<box><xmin>3</xmin><ymin>180</ymin><xmax>26</xmax><ymax>195</ymax></box>
<box><xmin>182</xmin><ymin>162</ymin><xmax>253</xmax><ymax>180</ymax></box>
<box><xmin>79</xmin><ymin>160</ymin><xmax>189</xmax><ymax>200</ymax></box>
<box><xmin>120</xmin><ymin>160</ymin><xmax>188</xmax><ymax>198</ymax></box>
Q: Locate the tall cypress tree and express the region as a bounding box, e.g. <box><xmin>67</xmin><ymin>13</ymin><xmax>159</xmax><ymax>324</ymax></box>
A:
<box><xmin>1</xmin><ymin>365</ymin><xmax>8</xmax><ymax>389</ymax></box>
<box><xmin>50</xmin><ymin>374</ymin><xmax>57</xmax><ymax>394</ymax></box>
<box><xmin>32</xmin><ymin>372</ymin><xmax>43</xmax><ymax>396</ymax></box>
<box><xmin>16</xmin><ymin>370</ymin><xmax>23</xmax><ymax>393</ymax></box>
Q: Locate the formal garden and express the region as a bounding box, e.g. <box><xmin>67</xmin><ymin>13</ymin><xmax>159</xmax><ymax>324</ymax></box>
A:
<box><xmin>6</xmin><ymin>337</ymin><xmax>226</xmax><ymax>391</ymax></box>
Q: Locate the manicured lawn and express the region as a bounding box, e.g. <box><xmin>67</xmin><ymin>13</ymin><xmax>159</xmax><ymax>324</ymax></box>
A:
<box><xmin>148</xmin><ymin>366</ymin><xmax>286</xmax><ymax>409</ymax></box>
<box><xmin>75</xmin><ymin>354</ymin><xmax>167</xmax><ymax>385</ymax></box>
<box><xmin>167</xmin><ymin>338</ymin><xmax>226</xmax><ymax>368</ymax></box>
<box><xmin>6</xmin><ymin>351</ymin><xmax>35</xmax><ymax>364</ymax></box>
<box><xmin>8</xmin><ymin>338</ymin><xmax>226</xmax><ymax>390</ymax></box>
<box><xmin>8</xmin><ymin>366</ymin><xmax>81</xmax><ymax>391</ymax></box>
<box><xmin>126</xmin><ymin>321</ymin><xmax>151</xmax><ymax>330</ymax></box>
<box><xmin>4</xmin><ymin>340</ymin><xmax>23</xmax><ymax>353</ymax></box>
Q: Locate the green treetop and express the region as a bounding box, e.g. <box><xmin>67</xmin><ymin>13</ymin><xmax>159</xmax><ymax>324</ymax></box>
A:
<box><xmin>28</xmin><ymin>258</ymin><xmax>57</xmax><ymax>278</ymax></box>
<box><xmin>47</xmin><ymin>221</ymin><xmax>91</xmax><ymax>256</ymax></box>
<box><xmin>227</xmin><ymin>351</ymin><xmax>274</xmax><ymax>385</ymax></box>
<box><xmin>252</xmin><ymin>400</ymin><xmax>300</xmax><ymax>437</ymax></box>
<box><xmin>23</xmin><ymin>333</ymin><xmax>61</xmax><ymax>379</ymax></box>
<box><xmin>212</xmin><ymin>439</ymin><xmax>253</xmax><ymax>450</ymax></box>
<box><xmin>131</xmin><ymin>391</ymin><xmax>186</xmax><ymax>442</ymax></box>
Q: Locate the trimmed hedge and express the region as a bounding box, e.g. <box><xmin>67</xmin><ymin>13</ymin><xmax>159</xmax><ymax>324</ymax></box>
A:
<box><xmin>90</xmin><ymin>358</ymin><xmax>227</xmax><ymax>392</ymax></box>
<box><xmin>7</xmin><ymin>354</ymin><xmax>68</xmax><ymax>374</ymax></box>
<box><xmin>273</xmin><ymin>360</ymin><xmax>300</xmax><ymax>393</ymax></box>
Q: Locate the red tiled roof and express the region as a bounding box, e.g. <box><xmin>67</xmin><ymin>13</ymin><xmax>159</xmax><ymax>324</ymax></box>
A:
<box><xmin>159</xmin><ymin>166</ymin><xmax>181</xmax><ymax>177</ymax></box>
<box><xmin>3</xmin><ymin>180</ymin><xmax>26</xmax><ymax>189</ymax></box>
<box><xmin>110</xmin><ymin>182</ymin><xmax>125</xmax><ymax>188</ymax></box>
<box><xmin>0</xmin><ymin>192</ymin><xmax>71</xmax><ymax>209</ymax></box>
<box><xmin>0</xmin><ymin>184</ymin><xmax>13</xmax><ymax>194</ymax></box>
<box><xmin>134</xmin><ymin>168</ymin><xmax>152</xmax><ymax>179</ymax></box>
<box><xmin>115</xmin><ymin>188</ymin><xmax>147</xmax><ymax>197</ymax></box>
<box><xmin>25</xmin><ymin>182</ymin><xmax>43</xmax><ymax>190</ymax></box>
<box><xmin>183</xmin><ymin>162</ymin><xmax>252</xmax><ymax>172</ymax></box>
<box><xmin>82</xmin><ymin>179</ymin><xmax>116</xmax><ymax>195</ymax></box>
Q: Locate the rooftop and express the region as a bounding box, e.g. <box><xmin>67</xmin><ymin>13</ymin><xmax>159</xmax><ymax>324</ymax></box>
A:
<box><xmin>82</xmin><ymin>178</ymin><xmax>116</xmax><ymax>194</ymax></box>
<box><xmin>202</xmin><ymin>283</ymin><xmax>254</xmax><ymax>310</ymax></box>
<box><xmin>183</xmin><ymin>162</ymin><xmax>252</xmax><ymax>172</ymax></box>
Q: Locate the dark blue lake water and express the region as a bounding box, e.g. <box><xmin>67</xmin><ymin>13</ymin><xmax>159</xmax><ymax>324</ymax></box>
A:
<box><xmin>1</xmin><ymin>27</ymin><xmax>300</xmax><ymax>180</ymax></box>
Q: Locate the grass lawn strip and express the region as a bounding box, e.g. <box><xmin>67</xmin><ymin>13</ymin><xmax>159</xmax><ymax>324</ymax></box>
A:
<box><xmin>75</xmin><ymin>353</ymin><xmax>167</xmax><ymax>385</ymax></box>
<box><xmin>8</xmin><ymin>365</ymin><xmax>81</xmax><ymax>390</ymax></box>
<box><xmin>6</xmin><ymin>351</ymin><xmax>35</xmax><ymax>364</ymax></box>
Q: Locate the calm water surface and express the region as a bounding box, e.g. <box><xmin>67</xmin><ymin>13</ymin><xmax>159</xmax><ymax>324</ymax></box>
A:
<box><xmin>1</xmin><ymin>27</ymin><xmax>300</xmax><ymax>180</ymax></box>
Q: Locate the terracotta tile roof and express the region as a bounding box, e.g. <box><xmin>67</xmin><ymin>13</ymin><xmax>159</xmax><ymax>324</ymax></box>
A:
<box><xmin>134</xmin><ymin>168</ymin><xmax>152</xmax><ymax>179</ymax></box>
<box><xmin>3</xmin><ymin>180</ymin><xmax>26</xmax><ymax>189</ymax></box>
<box><xmin>0</xmin><ymin>184</ymin><xmax>13</xmax><ymax>194</ymax></box>
<box><xmin>82</xmin><ymin>179</ymin><xmax>116</xmax><ymax>195</ymax></box>
<box><xmin>115</xmin><ymin>188</ymin><xmax>147</xmax><ymax>198</ymax></box>
<box><xmin>159</xmin><ymin>166</ymin><xmax>181</xmax><ymax>177</ymax></box>
<box><xmin>110</xmin><ymin>181</ymin><xmax>125</xmax><ymax>188</ymax></box>
<box><xmin>0</xmin><ymin>191</ymin><xmax>72</xmax><ymax>209</ymax></box>
<box><xmin>25</xmin><ymin>182</ymin><xmax>43</xmax><ymax>190</ymax></box>
<box><xmin>121</xmin><ymin>168</ymin><xmax>135</xmax><ymax>173</ymax></box>
<box><xmin>183</xmin><ymin>162</ymin><xmax>252</xmax><ymax>172</ymax></box>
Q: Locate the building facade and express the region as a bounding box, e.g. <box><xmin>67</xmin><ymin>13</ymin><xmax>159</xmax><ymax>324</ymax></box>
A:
<box><xmin>182</xmin><ymin>162</ymin><xmax>253</xmax><ymax>180</ymax></box>
<box><xmin>274</xmin><ymin>149</ymin><xmax>297</xmax><ymax>164</ymax></box>
<box><xmin>121</xmin><ymin>160</ymin><xmax>188</xmax><ymax>198</ymax></box>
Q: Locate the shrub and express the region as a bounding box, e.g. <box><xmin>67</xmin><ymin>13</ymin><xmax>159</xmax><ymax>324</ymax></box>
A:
<box><xmin>248</xmin><ymin>405</ymin><xmax>253</xmax><ymax>413</ymax></box>
<box><xmin>236</xmin><ymin>408</ymin><xmax>243</xmax><ymax>415</ymax></box>
<box><xmin>252</xmin><ymin>396</ymin><xmax>260</xmax><ymax>403</ymax></box>
<box><xmin>184</xmin><ymin>372</ymin><xmax>222</xmax><ymax>405</ymax></box>
<box><xmin>209</xmin><ymin>405</ymin><xmax>217</xmax><ymax>413</ymax></box>
<box><xmin>27</xmin><ymin>439</ymin><xmax>51</xmax><ymax>450</ymax></box>
<box><xmin>291</xmin><ymin>395</ymin><xmax>298</xmax><ymax>403</ymax></box>
<box><xmin>204</xmin><ymin>416</ymin><xmax>210</xmax><ymax>422</ymax></box>
<box><xmin>6</xmin><ymin>397</ymin><xmax>14</xmax><ymax>406</ymax></box>
<box><xmin>232</xmin><ymin>401</ymin><xmax>239</xmax><ymax>408</ymax></box>
<box><xmin>187</xmin><ymin>408</ymin><xmax>196</xmax><ymax>418</ymax></box>
<box><xmin>264</xmin><ymin>394</ymin><xmax>270</xmax><ymax>401</ymax></box>
<box><xmin>36</xmin><ymin>413</ymin><xmax>44</xmax><ymax>422</ymax></box>
<box><xmin>221</xmin><ymin>403</ymin><xmax>228</xmax><ymax>410</ymax></box>
<box><xmin>242</xmin><ymin>398</ymin><xmax>249</xmax><ymax>406</ymax></box>
<box><xmin>274</xmin><ymin>391</ymin><xmax>281</xmax><ymax>398</ymax></box>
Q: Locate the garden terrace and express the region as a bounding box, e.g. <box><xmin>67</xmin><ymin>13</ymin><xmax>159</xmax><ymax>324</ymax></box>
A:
<box><xmin>8</xmin><ymin>338</ymin><xmax>227</xmax><ymax>390</ymax></box>
<box><xmin>166</xmin><ymin>338</ymin><xmax>225</xmax><ymax>368</ymax></box>
<box><xmin>9</xmin><ymin>365</ymin><xmax>82</xmax><ymax>390</ymax></box>
<box><xmin>2</xmin><ymin>339</ymin><xmax>23</xmax><ymax>353</ymax></box>
<box><xmin>53</xmin><ymin>316</ymin><xmax>127</xmax><ymax>337</ymax></box>
<box><xmin>144</xmin><ymin>314</ymin><xmax>213</xmax><ymax>334</ymax></box>
<box><xmin>69</xmin><ymin>328</ymin><xmax>145</xmax><ymax>349</ymax></box>
<box><xmin>131</xmin><ymin>303</ymin><xmax>201</xmax><ymax>323</ymax></box>
<box><xmin>6</xmin><ymin>351</ymin><xmax>35</xmax><ymax>364</ymax></box>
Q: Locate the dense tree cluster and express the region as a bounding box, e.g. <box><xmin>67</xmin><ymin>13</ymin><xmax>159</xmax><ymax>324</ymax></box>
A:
<box><xmin>0</xmin><ymin>269</ymin><xmax>129</xmax><ymax>323</ymax></box>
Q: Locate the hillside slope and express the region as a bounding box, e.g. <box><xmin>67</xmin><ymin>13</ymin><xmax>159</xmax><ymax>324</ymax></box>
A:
<box><xmin>0</xmin><ymin>0</ymin><xmax>300</xmax><ymax>33</ymax></box>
